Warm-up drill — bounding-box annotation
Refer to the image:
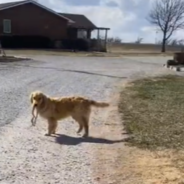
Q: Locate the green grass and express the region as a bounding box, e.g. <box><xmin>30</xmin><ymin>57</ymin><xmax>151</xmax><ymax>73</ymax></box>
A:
<box><xmin>119</xmin><ymin>75</ymin><xmax>184</xmax><ymax>150</ymax></box>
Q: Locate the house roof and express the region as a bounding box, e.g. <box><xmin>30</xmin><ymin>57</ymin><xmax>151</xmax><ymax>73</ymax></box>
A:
<box><xmin>0</xmin><ymin>1</ymin><xmax>24</xmax><ymax>10</ymax></box>
<box><xmin>0</xmin><ymin>1</ymin><xmax>110</xmax><ymax>30</ymax></box>
<box><xmin>0</xmin><ymin>0</ymin><xmax>74</xmax><ymax>23</ymax></box>
<box><xmin>59</xmin><ymin>13</ymin><xmax>97</xmax><ymax>29</ymax></box>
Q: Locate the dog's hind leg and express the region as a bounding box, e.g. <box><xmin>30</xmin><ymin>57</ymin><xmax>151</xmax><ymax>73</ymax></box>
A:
<box><xmin>82</xmin><ymin>109</ymin><xmax>91</xmax><ymax>138</ymax></box>
<box><xmin>72</xmin><ymin>108</ymin><xmax>91</xmax><ymax>137</ymax></box>
<box><xmin>72</xmin><ymin>115</ymin><xmax>83</xmax><ymax>134</ymax></box>
<box><xmin>82</xmin><ymin>117</ymin><xmax>89</xmax><ymax>138</ymax></box>
<box><xmin>76</xmin><ymin>122</ymin><xmax>83</xmax><ymax>134</ymax></box>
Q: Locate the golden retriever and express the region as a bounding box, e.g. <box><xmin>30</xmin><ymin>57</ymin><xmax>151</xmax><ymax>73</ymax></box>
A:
<box><xmin>30</xmin><ymin>91</ymin><xmax>109</xmax><ymax>137</ymax></box>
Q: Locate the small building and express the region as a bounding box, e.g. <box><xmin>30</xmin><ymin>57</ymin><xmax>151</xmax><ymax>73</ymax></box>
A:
<box><xmin>0</xmin><ymin>0</ymin><xmax>110</xmax><ymax>51</ymax></box>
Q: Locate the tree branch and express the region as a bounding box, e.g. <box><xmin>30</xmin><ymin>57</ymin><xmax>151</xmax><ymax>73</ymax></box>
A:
<box><xmin>147</xmin><ymin>0</ymin><xmax>184</xmax><ymax>52</ymax></box>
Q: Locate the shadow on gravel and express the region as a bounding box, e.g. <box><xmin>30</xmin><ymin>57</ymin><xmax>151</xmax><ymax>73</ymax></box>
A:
<box><xmin>55</xmin><ymin>134</ymin><xmax>124</xmax><ymax>145</ymax></box>
<box><xmin>2</xmin><ymin>63</ymin><xmax>126</xmax><ymax>79</ymax></box>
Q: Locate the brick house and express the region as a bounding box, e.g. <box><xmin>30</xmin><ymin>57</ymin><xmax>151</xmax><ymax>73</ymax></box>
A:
<box><xmin>0</xmin><ymin>0</ymin><xmax>110</xmax><ymax>50</ymax></box>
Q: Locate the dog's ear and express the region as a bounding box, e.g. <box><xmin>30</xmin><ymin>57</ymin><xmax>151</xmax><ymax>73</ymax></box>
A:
<box><xmin>30</xmin><ymin>93</ymin><xmax>34</xmax><ymax>104</ymax></box>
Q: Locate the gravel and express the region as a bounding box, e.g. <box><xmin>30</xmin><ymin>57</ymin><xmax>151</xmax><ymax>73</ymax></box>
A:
<box><xmin>0</xmin><ymin>55</ymin><xmax>174</xmax><ymax>184</ymax></box>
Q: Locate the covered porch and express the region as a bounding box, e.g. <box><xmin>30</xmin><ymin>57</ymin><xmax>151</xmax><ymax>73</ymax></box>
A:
<box><xmin>66</xmin><ymin>27</ymin><xmax>110</xmax><ymax>52</ymax></box>
<box><xmin>58</xmin><ymin>13</ymin><xmax>110</xmax><ymax>52</ymax></box>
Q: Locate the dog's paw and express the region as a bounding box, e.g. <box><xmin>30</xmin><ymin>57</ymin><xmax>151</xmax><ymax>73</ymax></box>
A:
<box><xmin>44</xmin><ymin>133</ymin><xmax>51</xmax><ymax>136</ymax></box>
<box><xmin>77</xmin><ymin>131</ymin><xmax>81</xmax><ymax>135</ymax></box>
<box><xmin>82</xmin><ymin>134</ymin><xmax>89</xmax><ymax>138</ymax></box>
<box><xmin>32</xmin><ymin>123</ymin><xmax>36</xmax><ymax>126</ymax></box>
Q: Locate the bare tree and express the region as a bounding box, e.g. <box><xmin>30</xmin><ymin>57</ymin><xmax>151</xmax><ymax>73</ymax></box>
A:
<box><xmin>135</xmin><ymin>37</ymin><xmax>143</xmax><ymax>44</ymax></box>
<box><xmin>147</xmin><ymin>0</ymin><xmax>184</xmax><ymax>52</ymax></box>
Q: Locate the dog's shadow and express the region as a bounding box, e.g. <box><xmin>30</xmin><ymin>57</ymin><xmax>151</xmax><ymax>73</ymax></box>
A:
<box><xmin>54</xmin><ymin>134</ymin><xmax>125</xmax><ymax>145</ymax></box>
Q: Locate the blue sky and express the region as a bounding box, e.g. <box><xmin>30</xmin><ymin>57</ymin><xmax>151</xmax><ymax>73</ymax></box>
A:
<box><xmin>1</xmin><ymin>0</ymin><xmax>183</xmax><ymax>43</ymax></box>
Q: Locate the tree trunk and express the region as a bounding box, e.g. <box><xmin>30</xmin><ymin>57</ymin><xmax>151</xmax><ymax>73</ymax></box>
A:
<box><xmin>161</xmin><ymin>34</ymin><xmax>166</xmax><ymax>52</ymax></box>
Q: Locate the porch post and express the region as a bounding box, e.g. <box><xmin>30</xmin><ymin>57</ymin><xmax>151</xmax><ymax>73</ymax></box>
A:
<box><xmin>87</xmin><ymin>29</ymin><xmax>91</xmax><ymax>39</ymax></box>
<box><xmin>104</xmin><ymin>29</ymin><xmax>108</xmax><ymax>52</ymax></box>
<box><xmin>97</xmin><ymin>29</ymin><xmax>100</xmax><ymax>39</ymax></box>
<box><xmin>97</xmin><ymin>29</ymin><xmax>100</xmax><ymax>51</ymax></box>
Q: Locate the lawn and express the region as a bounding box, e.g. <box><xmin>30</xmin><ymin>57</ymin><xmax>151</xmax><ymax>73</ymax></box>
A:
<box><xmin>119</xmin><ymin>75</ymin><xmax>184</xmax><ymax>150</ymax></box>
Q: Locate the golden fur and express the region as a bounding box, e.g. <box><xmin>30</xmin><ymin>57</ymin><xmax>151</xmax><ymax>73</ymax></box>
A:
<box><xmin>30</xmin><ymin>91</ymin><xmax>109</xmax><ymax>137</ymax></box>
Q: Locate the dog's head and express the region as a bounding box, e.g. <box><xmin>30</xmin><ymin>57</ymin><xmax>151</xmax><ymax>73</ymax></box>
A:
<box><xmin>30</xmin><ymin>91</ymin><xmax>47</xmax><ymax>108</ymax></box>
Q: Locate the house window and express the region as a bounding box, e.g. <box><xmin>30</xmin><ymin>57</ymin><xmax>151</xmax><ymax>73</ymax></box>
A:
<box><xmin>77</xmin><ymin>29</ymin><xmax>87</xmax><ymax>39</ymax></box>
<box><xmin>3</xmin><ymin>19</ymin><xmax>11</xmax><ymax>33</ymax></box>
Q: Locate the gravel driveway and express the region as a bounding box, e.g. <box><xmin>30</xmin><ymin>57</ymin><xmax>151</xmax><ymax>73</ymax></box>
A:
<box><xmin>0</xmin><ymin>55</ymin><xmax>173</xmax><ymax>184</ymax></box>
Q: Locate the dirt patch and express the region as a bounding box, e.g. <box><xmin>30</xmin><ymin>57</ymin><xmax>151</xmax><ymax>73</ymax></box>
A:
<box><xmin>93</xmin><ymin>93</ymin><xmax>130</xmax><ymax>184</ymax></box>
<box><xmin>116</xmin><ymin>149</ymin><xmax>184</xmax><ymax>184</ymax></box>
<box><xmin>93</xmin><ymin>77</ymin><xmax>184</xmax><ymax>183</ymax></box>
<box><xmin>94</xmin><ymin>136</ymin><xmax>184</xmax><ymax>183</ymax></box>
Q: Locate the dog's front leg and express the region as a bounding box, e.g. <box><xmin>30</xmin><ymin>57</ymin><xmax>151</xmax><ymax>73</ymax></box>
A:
<box><xmin>45</xmin><ymin>118</ymin><xmax>57</xmax><ymax>136</ymax></box>
<box><xmin>51</xmin><ymin>121</ymin><xmax>58</xmax><ymax>134</ymax></box>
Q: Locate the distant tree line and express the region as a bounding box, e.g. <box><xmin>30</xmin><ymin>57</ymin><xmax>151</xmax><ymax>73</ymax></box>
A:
<box><xmin>107</xmin><ymin>36</ymin><xmax>184</xmax><ymax>47</ymax></box>
<box><xmin>106</xmin><ymin>37</ymin><xmax>144</xmax><ymax>44</ymax></box>
<box><xmin>156</xmin><ymin>38</ymin><xmax>184</xmax><ymax>46</ymax></box>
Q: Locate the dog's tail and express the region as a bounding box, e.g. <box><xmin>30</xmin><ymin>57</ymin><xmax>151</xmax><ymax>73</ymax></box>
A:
<box><xmin>89</xmin><ymin>100</ymin><xmax>109</xmax><ymax>108</ymax></box>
